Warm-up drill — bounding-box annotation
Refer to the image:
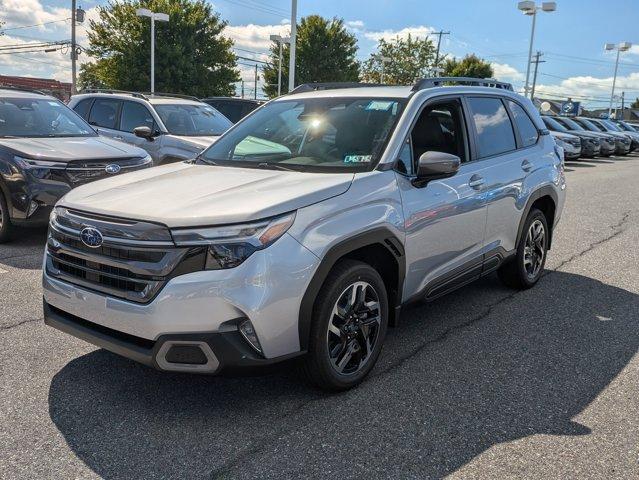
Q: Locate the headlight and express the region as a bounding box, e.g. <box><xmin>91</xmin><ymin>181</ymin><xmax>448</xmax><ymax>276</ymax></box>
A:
<box><xmin>13</xmin><ymin>156</ymin><xmax>66</xmax><ymax>170</ymax></box>
<box><xmin>172</xmin><ymin>212</ymin><xmax>296</xmax><ymax>269</ymax></box>
<box><xmin>13</xmin><ymin>155</ymin><xmax>66</xmax><ymax>179</ymax></box>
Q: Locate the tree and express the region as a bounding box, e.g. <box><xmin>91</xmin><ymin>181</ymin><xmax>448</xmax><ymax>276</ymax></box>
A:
<box><xmin>361</xmin><ymin>34</ymin><xmax>436</xmax><ymax>85</ymax></box>
<box><xmin>262</xmin><ymin>15</ymin><xmax>359</xmax><ymax>98</ymax></box>
<box><xmin>631</xmin><ymin>98</ymin><xmax>639</xmax><ymax>109</ymax></box>
<box><xmin>442</xmin><ymin>54</ymin><xmax>493</xmax><ymax>79</ymax></box>
<box><xmin>79</xmin><ymin>0</ymin><xmax>239</xmax><ymax>96</ymax></box>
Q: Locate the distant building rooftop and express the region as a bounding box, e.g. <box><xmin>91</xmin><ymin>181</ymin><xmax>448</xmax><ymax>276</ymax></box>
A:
<box><xmin>0</xmin><ymin>75</ymin><xmax>72</xmax><ymax>101</ymax></box>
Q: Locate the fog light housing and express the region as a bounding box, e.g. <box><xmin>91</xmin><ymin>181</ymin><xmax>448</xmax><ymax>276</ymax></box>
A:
<box><xmin>27</xmin><ymin>201</ymin><xmax>39</xmax><ymax>217</ymax></box>
<box><xmin>239</xmin><ymin>319</ymin><xmax>262</xmax><ymax>354</ymax></box>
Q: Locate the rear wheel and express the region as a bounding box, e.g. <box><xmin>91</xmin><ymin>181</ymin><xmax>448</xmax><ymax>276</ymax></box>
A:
<box><xmin>302</xmin><ymin>260</ymin><xmax>388</xmax><ymax>391</ymax></box>
<box><xmin>0</xmin><ymin>191</ymin><xmax>14</xmax><ymax>243</ymax></box>
<box><xmin>498</xmin><ymin>208</ymin><xmax>548</xmax><ymax>290</ymax></box>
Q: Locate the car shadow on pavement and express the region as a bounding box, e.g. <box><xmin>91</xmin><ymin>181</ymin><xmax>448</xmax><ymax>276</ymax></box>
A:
<box><xmin>564</xmin><ymin>161</ymin><xmax>596</xmax><ymax>168</ymax></box>
<box><xmin>48</xmin><ymin>271</ymin><xmax>639</xmax><ymax>479</ymax></box>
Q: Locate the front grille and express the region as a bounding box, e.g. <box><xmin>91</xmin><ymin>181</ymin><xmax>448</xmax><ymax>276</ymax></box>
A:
<box><xmin>64</xmin><ymin>156</ymin><xmax>151</xmax><ymax>186</ymax></box>
<box><xmin>46</xmin><ymin>208</ymin><xmax>206</xmax><ymax>303</ymax></box>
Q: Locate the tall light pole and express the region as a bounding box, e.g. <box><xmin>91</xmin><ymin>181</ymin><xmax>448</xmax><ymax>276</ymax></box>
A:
<box><xmin>517</xmin><ymin>1</ymin><xmax>556</xmax><ymax>99</ymax></box>
<box><xmin>378</xmin><ymin>56</ymin><xmax>391</xmax><ymax>83</ymax></box>
<box><xmin>605</xmin><ymin>42</ymin><xmax>632</xmax><ymax>117</ymax></box>
<box><xmin>288</xmin><ymin>0</ymin><xmax>297</xmax><ymax>92</ymax></box>
<box><xmin>136</xmin><ymin>8</ymin><xmax>169</xmax><ymax>94</ymax></box>
<box><xmin>270</xmin><ymin>34</ymin><xmax>290</xmax><ymax>96</ymax></box>
<box><xmin>70</xmin><ymin>2</ymin><xmax>85</xmax><ymax>94</ymax></box>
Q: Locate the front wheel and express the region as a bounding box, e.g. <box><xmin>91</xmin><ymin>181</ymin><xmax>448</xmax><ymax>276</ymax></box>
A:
<box><xmin>302</xmin><ymin>260</ymin><xmax>388</xmax><ymax>391</ymax></box>
<box><xmin>0</xmin><ymin>191</ymin><xmax>14</xmax><ymax>244</ymax></box>
<box><xmin>498</xmin><ymin>208</ymin><xmax>549</xmax><ymax>289</ymax></box>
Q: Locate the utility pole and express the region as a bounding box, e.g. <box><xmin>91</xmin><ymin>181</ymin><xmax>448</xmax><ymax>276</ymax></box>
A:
<box><xmin>529</xmin><ymin>51</ymin><xmax>545</xmax><ymax>100</ymax></box>
<box><xmin>71</xmin><ymin>0</ymin><xmax>77</xmax><ymax>94</ymax></box>
<box><xmin>288</xmin><ymin>0</ymin><xmax>297</xmax><ymax>92</ymax></box>
<box><xmin>620</xmin><ymin>91</ymin><xmax>625</xmax><ymax>119</ymax></box>
<box><xmin>432</xmin><ymin>30</ymin><xmax>450</xmax><ymax>70</ymax></box>
<box><xmin>254</xmin><ymin>64</ymin><xmax>258</xmax><ymax>100</ymax></box>
<box><xmin>241</xmin><ymin>81</ymin><xmax>244</xmax><ymax>98</ymax></box>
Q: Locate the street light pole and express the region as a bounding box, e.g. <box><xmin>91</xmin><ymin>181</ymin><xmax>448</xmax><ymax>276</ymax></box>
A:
<box><xmin>71</xmin><ymin>0</ymin><xmax>76</xmax><ymax>94</ymax></box>
<box><xmin>136</xmin><ymin>8</ymin><xmax>169</xmax><ymax>94</ymax></box>
<box><xmin>270</xmin><ymin>35</ymin><xmax>290</xmax><ymax>96</ymax></box>
<box><xmin>605</xmin><ymin>42</ymin><xmax>632</xmax><ymax>117</ymax></box>
<box><xmin>288</xmin><ymin>0</ymin><xmax>297</xmax><ymax>92</ymax></box>
<box><xmin>518</xmin><ymin>2</ymin><xmax>556</xmax><ymax>99</ymax></box>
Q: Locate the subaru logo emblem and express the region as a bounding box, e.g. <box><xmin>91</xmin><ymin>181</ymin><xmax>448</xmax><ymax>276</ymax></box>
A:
<box><xmin>80</xmin><ymin>227</ymin><xmax>103</xmax><ymax>248</ymax></box>
<box><xmin>105</xmin><ymin>164</ymin><xmax>121</xmax><ymax>174</ymax></box>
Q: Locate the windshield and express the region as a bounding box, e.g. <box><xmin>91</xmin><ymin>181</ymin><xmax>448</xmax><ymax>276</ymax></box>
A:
<box><xmin>0</xmin><ymin>97</ymin><xmax>95</xmax><ymax>138</ymax></box>
<box><xmin>556</xmin><ymin>117</ymin><xmax>583</xmax><ymax>131</ymax></box>
<box><xmin>618</xmin><ymin>121</ymin><xmax>637</xmax><ymax>132</ymax></box>
<box><xmin>602</xmin><ymin>119</ymin><xmax>622</xmax><ymax>131</ymax></box>
<box><xmin>543</xmin><ymin>116</ymin><xmax>567</xmax><ymax>132</ymax></box>
<box><xmin>576</xmin><ymin>118</ymin><xmax>603</xmax><ymax>132</ymax></box>
<box><xmin>199</xmin><ymin>97</ymin><xmax>406</xmax><ymax>172</ymax></box>
<box><xmin>154</xmin><ymin>103</ymin><xmax>232</xmax><ymax>136</ymax></box>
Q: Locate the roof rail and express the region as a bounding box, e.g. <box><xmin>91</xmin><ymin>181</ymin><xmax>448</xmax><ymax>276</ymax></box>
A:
<box><xmin>80</xmin><ymin>89</ymin><xmax>148</xmax><ymax>100</ymax></box>
<box><xmin>412</xmin><ymin>77</ymin><xmax>514</xmax><ymax>92</ymax></box>
<box><xmin>144</xmin><ymin>92</ymin><xmax>201</xmax><ymax>102</ymax></box>
<box><xmin>0</xmin><ymin>85</ymin><xmax>47</xmax><ymax>95</ymax></box>
<box><xmin>289</xmin><ymin>82</ymin><xmax>383</xmax><ymax>95</ymax></box>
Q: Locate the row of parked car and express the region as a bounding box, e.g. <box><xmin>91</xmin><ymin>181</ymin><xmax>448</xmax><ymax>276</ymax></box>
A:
<box><xmin>0</xmin><ymin>87</ymin><xmax>261</xmax><ymax>242</ymax></box>
<box><xmin>542</xmin><ymin>114</ymin><xmax>639</xmax><ymax>160</ymax></box>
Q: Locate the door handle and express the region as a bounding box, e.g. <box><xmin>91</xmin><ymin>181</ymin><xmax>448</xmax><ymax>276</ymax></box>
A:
<box><xmin>468</xmin><ymin>174</ymin><xmax>485</xmax><ymax>189</ymax></box>
<box><xmin>521</xmin><ymin>159</ymin><xmax>532</xmax><ymax>172</ymax></box>
<box><xmin>113</xmin><ymin>136</ymin><xmax>124</xmax><ymax>141</ymax></box>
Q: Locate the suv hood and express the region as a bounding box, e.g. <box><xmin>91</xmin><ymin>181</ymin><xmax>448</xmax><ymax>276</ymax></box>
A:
<box><xmin>0</xmin><ymin>136</ymin><xmax>147</xmax><ymax>162</ymax></box>
<box><xmin>59</xmin><ymin>162</ymin><xmax>355</xmax><ymax>227</ymax></box>
<box><xmin>165</xmin><ymin>135</ymin><xmax>220</xmax><ymax>150</ymax></box>
<box><xmin>550</xmin><ymin>131</ymin><xmax>579</xmax><ymax>141</ymax></box>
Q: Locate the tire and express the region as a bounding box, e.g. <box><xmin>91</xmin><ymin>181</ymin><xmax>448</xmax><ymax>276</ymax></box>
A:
<box><xmin>0</xmin><ymin>190</ymin><xmax>14</xmax><ymax>244</ymax></box>
<box><xmin>498</xmin><ymin>208</ymin><xmax>549</xmax><ymax>290</ymax></box>
<box><xmin>302</xmin><ymin>259</ymin><xmax>389</xmax><ymax>391</ymax></box>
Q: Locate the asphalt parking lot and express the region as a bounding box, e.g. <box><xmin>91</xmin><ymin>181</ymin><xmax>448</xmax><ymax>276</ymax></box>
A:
<box><xmin>1</xmin><ymin>154</ymin><xmax>638</xmax><ymax>479</ymax></box>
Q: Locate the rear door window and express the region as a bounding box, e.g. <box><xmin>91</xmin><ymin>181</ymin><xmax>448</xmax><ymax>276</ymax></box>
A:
<box><xmin>467</xmin><ymin>97</ymin><xmax>516</xmax><ymax>158</ymax></box>
<box><xmin>88</xmin><ymin>98</ymin><xmax>121</xmax><ymax>129</ymax></box>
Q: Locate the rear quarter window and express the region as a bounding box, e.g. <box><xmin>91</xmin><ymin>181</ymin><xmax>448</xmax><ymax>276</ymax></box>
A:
<box><xmin>507</xmin><ymin>100</ymin><xmax>539</xmax><ymax>147</ymax></box>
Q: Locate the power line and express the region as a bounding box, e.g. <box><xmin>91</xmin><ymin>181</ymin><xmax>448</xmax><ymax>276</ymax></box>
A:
<box><xmin>1</xmin><ymin>18</ymin><xmax>69</xmax><ymax>31</ymax></box>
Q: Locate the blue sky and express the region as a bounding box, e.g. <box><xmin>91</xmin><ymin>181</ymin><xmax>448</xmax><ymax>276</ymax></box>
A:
<box><xmin>1</xmin><ymin>0</ymin><xmax>638</xmax><ymax>105</ymax></box>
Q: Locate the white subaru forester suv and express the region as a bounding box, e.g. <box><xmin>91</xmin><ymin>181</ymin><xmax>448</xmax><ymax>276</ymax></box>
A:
<box><xmin>44</xmin><ymin>78</ymin><xmax>565</xmax><ymax>390</ymax></box>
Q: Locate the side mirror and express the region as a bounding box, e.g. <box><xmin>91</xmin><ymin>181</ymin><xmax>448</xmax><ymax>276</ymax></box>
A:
<box><xmin>413</xmin><ymin>151</ymin><xmax>461</xmax><ymax>187</ymax></box>
<box><xmin>133</xmin><ymin>126</ymin><xmax>155</xmax><ymax>140</ymax></box>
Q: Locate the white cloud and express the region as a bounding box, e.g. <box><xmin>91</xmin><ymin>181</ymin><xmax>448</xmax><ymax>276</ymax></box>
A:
<box><xmin>224</xmin><ymin>23</ymin><xmax>290</xmax><ymax>51</ymax></box>
<box><xmin>363</xmin><ymin>25</ymin><xmax>436</xmax><ymax>43</ymax></box>
<box><xmin>346</xmin><ymin>20</ymin><xmax>364</xmax><ymax>32</ymax></box>
<box><xmin>533</xmin><ymin>72</ymin><xmax>639</xmax><ymax>107</ymax></box>
<box><xmin>490</xmin><ymin>62</ymin><xmax>524</xmax><ymax>82</ymax></box>
<box><xmin>0</xmin><ymin>0</ymin><xmax>67</xmax><ymax>30</ymax></box>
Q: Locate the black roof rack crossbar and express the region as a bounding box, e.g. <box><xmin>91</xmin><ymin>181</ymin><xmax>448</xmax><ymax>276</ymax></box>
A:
<box><xmin>144</xmin><ymin>92</ymin><xmax>201</xmax><ymax>102</ymax></box>
<box><xmin>0</xmin><ymin>85</ymin><xmax>47</xmax><ymax>95</ymax></box>
<box><xmin>289</xmin><ymin>82</ymin><xmax>384</xmax><ymax>95</ymax></box>
<box><xmin>80</xmin><ymin>89</ymin><xmax>148</xmax><ymax>99</ymax></box>
<box><xmin>412</xmin><ymin>77</ymin><xmax>513</xmax><ymax>92</ymax></box>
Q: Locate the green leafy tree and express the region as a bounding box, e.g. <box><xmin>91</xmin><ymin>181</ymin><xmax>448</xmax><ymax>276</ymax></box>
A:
<box><xmin>79</xmin><ymin>0</ymin><xmax>239</xmax><ymax>96</ymax></box>
<box><xmin>262</xmin><ymin>15</ymin><xmax>359</xmax><ymax>98</ymax></box>
<box><xmin>630</xmin><ymin>98</ymin><xmax>639</xmax><ymax>109</ymax></box>
<box><xmin>442</xmin><ymin>54</ymin><xmax>493</xmax><ymax>79</ymax></box>
<box><xmin>361</xmin><ymin>34</ymin><xmax>436</xmax><ymax>85</ymax></box>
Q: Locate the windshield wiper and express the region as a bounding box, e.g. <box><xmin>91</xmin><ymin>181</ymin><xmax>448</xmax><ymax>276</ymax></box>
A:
<box><xmin>256</xmin><ymin>162</ymin><xmax>298</xmax><ymax>172</ymax></box>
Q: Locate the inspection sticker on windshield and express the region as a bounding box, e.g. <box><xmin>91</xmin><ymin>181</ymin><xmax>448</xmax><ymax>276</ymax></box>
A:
<box><xmin>365</xmin><ymin>100</ymin><xmax>394</xmax><ymax>111</ymax></box>
<box><xmin>344</xmin><ymin>154</ymin><xmax>372</xmax><ymax>163</ymax></box>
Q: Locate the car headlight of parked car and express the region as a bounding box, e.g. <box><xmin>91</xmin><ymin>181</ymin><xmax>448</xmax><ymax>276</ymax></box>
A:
<box><xmin>172</xmin><ymin>212</ymin><xmax>296</xmax><ymax>269</ymax></box>
<box><xmin>13</xmin><ymin>156</ymin><xmax>66</xmax><ymax>179</ymax></box>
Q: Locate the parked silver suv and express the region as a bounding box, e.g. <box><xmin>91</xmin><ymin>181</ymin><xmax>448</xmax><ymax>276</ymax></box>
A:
<box><xmin>68</xmin><ymin>90</ymin><xmax>232</xmax><ymax>165</ymax></box>
<box><xmin>44</xmin><ymin>78</ymin><xmax>566</xmax><ymax>390</ymax></box>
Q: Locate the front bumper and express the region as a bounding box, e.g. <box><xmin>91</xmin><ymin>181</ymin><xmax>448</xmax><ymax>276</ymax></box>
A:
<box><xmin>43</xmin><ymin>232</ymin><xmax>320</xmax><ymax>363</ymax></box>
<box><xmin>44</xmin><ymin>301</ymin><xmax>303</xmax><ymax>373</ymax></box>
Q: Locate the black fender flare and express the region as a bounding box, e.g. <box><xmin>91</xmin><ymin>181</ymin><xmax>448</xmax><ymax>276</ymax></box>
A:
<box><xmin>298</xmin><ymin>227</ymin><xmax>405</xmax><ymax>351</ymax></box>
<box><xmin>515</xmin><ymin>185</ymin><xmax>558</xmax><ymax>249</ymax></box>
